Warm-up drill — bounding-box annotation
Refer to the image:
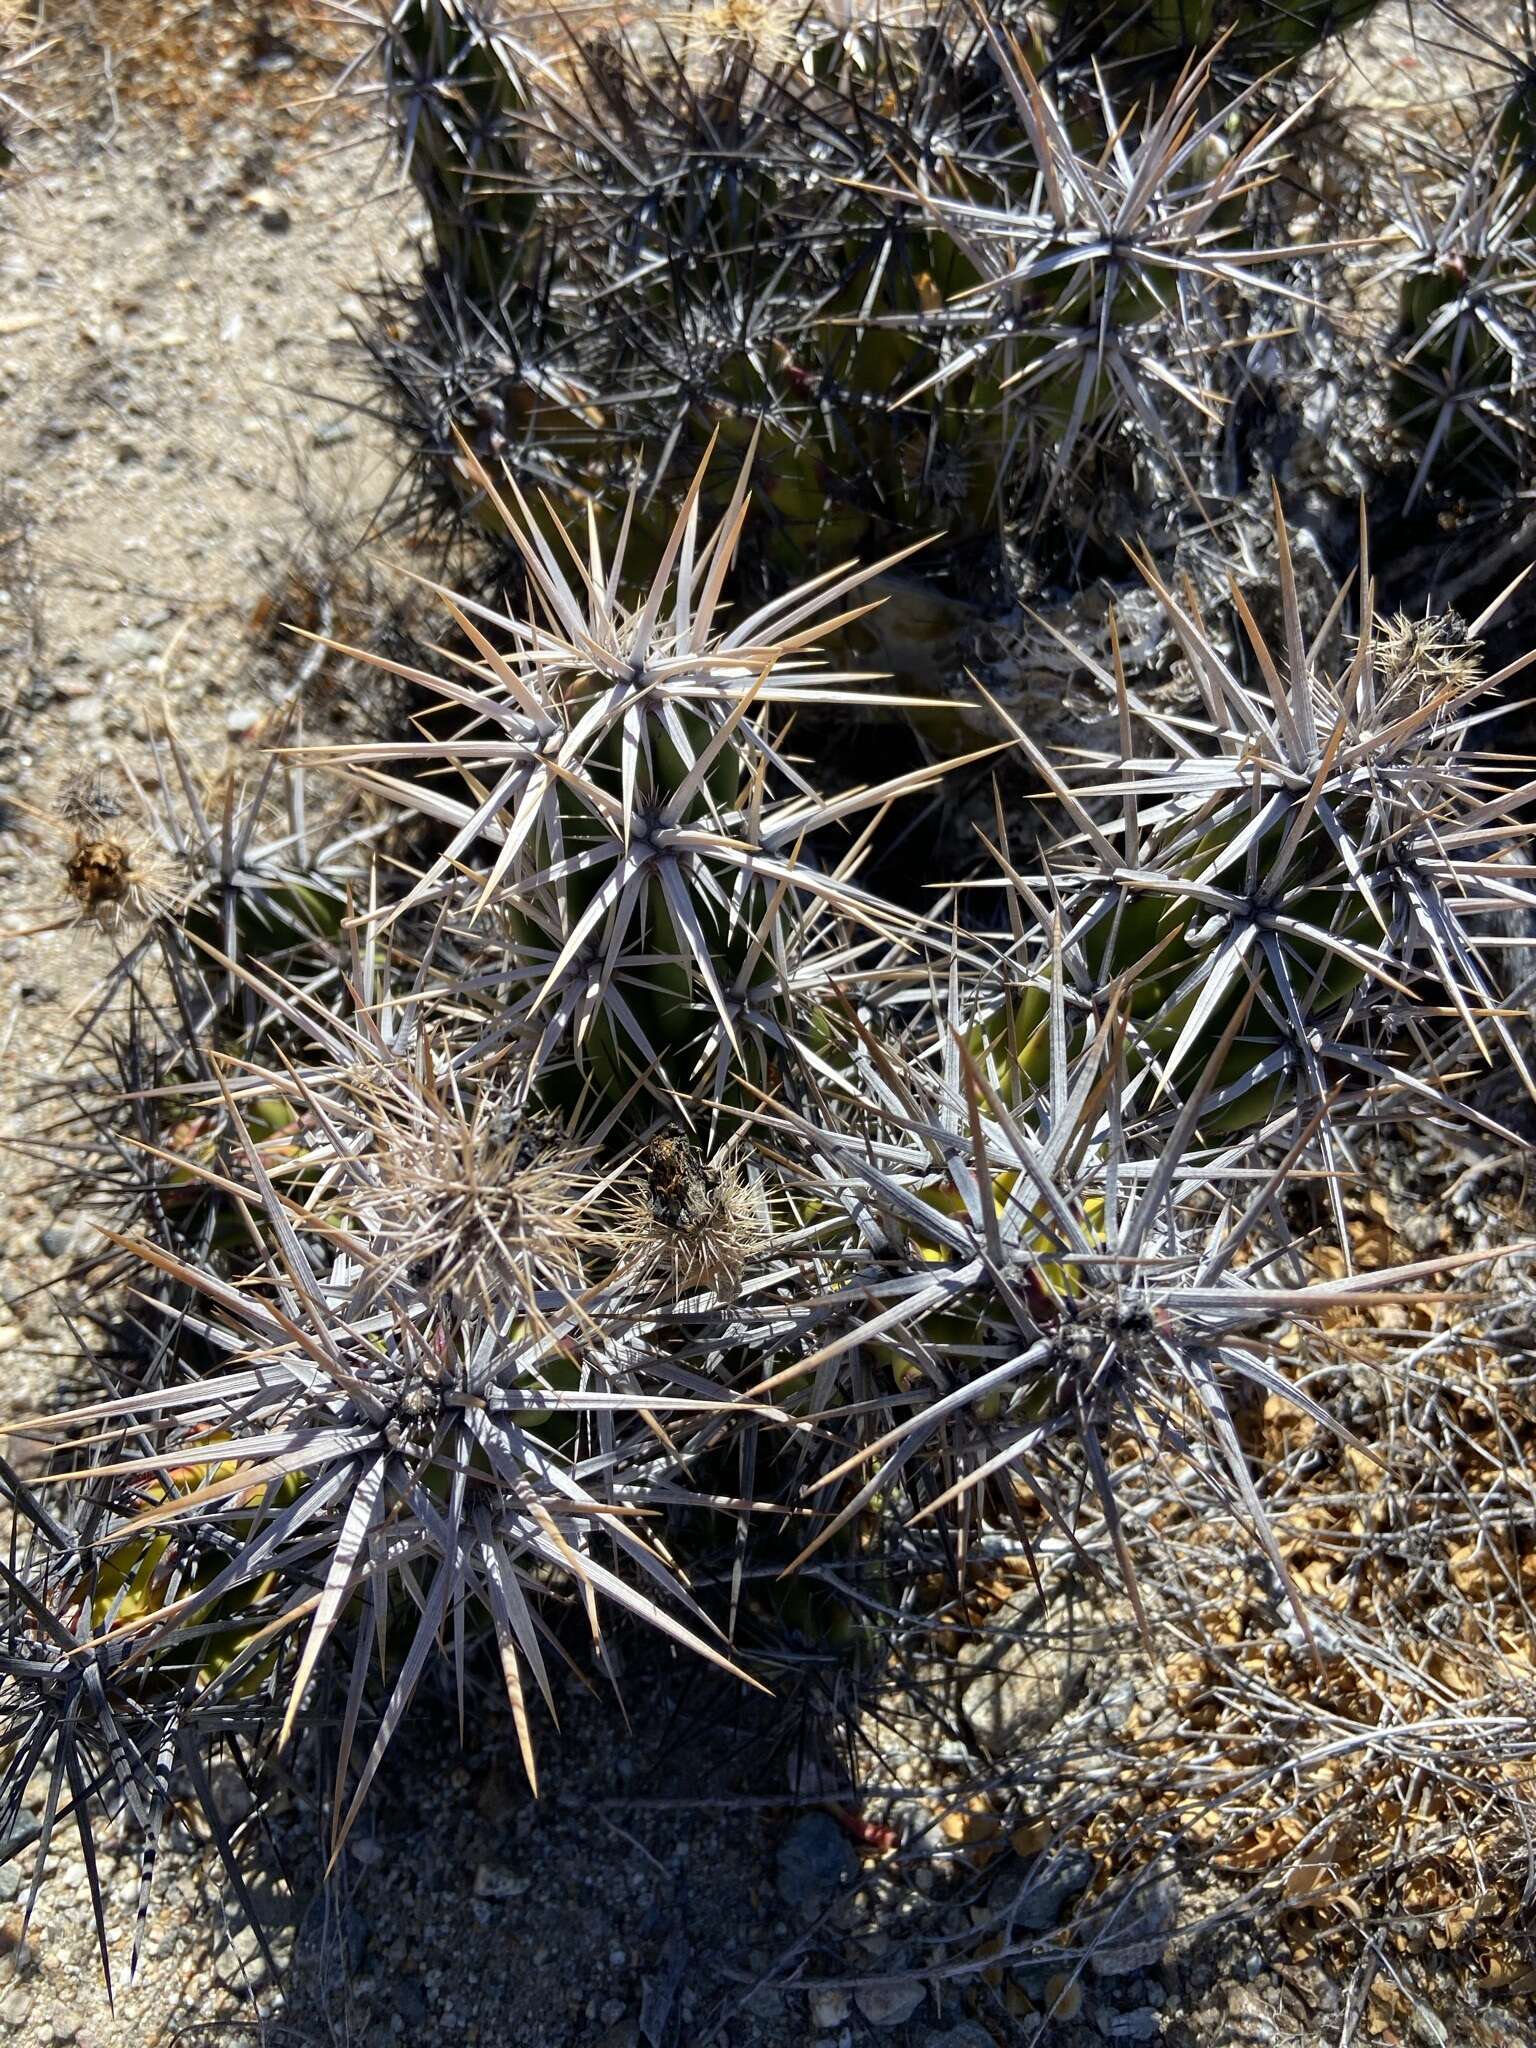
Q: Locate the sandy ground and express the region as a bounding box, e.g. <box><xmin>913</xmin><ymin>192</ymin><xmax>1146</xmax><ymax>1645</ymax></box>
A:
<box><xmin>0</xmin><ymin>9</ymin><xmax>413</xmax><ymax>1395</ymax></box>
<box><xmin>0</xmin><ymin>13</ymin><xmax>412</xmax><ymax>2040</ymax></box>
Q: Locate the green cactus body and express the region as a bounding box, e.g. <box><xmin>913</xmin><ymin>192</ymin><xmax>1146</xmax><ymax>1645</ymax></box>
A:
<box><xmin>873</xmin><ymin>1174</ymin><xmax>1097</xmax><ymax>1431</ymax></box>
<box><xmin>1391</xmin><ymin>258</ymin><xmax>1526</xmax><ymax>477</ymax></box>
<box><xmin>181</xmin><ymin>877</ymin><xmax>349</xmax><ymax>963</ymax></box>
<box><xmin>1061</xmin><ymin>0</ymin><xmax>1382</xmax><ymax>66</ymax></box>
<box><xmin>1498</xmin><ymin>74</ymin><xmax>1536</xmax><ymax>206</ymax></box>
<box><xmin>972</xmin><ymin>785</ymin><xmax>1399</xmax><ymax>1135</ymax></box>
<box><xmin>87</xmin><ymin>1457</ymin><xmax>304</xmax><ymax>1697</ymax></box>
<box><xmin>388</xmin><ymin>0</ymin><xmax>538</xmax><ymax>304</ymax></box>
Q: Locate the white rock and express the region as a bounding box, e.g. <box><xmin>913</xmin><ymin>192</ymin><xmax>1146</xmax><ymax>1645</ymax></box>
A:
<box><xmin>810</xmin><ymin>1988</ymin><xmax>851</xmax><ymax>2028</ymax></box>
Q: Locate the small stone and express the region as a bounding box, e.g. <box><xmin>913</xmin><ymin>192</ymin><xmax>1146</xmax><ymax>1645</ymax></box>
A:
<box><xmin>809</xmin><ymin>1988</ymin><xmax>852</xmax><ymax>2028</ymax></box>
<box><xmin>1087</xmin><ymin>1867</ymin><xmax>1181</xmax><ymax>1980</ymax></box>
<box><xmin>774</xmin><ymin>1813</ymin><xmax>857</xmax><ymax>1922</ymax></box>
<box><xmin>39</xmin><ymin>1224</ymin><xmax>74</xmax><ymax>1258</ymax></box>
<box><xmin>920</xmin><ymin>2027</ymin><xmax>994</xmax><ymax>2048</ymax></box>
<box><xmin>472</xmin><ymin>1863</ymin><xmax>530</xmax><ymax>1901</ymax></box>
<box><xmin>0</xmin><ymin>1987</ymin><xmax>33</xmax><ymax>2029</ymax></box>
<box><xmin>1011</xmin><ymin>1848</ymin><xmax>1094</xmax><ymax>1933</ymax></box>
<box><xmin>854</xmin><ymin>1980</ymin><xmax>925</xmax><ymax>2029</ymax></box>
<box><xmin>1408</xmin><ymin>2005</ymin><xmax>1449</xmax><ymax>2048</ymax></box>
<box><xmin>244</xmin><ymin>188</ymin><xmax>291</xmax><ymax>231</ymax></box>
<box><xmin>50</xmin><ymin>2021</ymin><xmax>79</xmax><ymax>2044</ymax></box>
<box><xmin>1100</xmin><ymin>2010</ymin><xmax>1161</xmax><ymax>2041</ymax></box>
<box><xmin>598</xmin><ymin>1999</ymin><xmax>626</xmax><ymax>2026</ymax></box>
<box><xmin>226</xmin><ymin>704</ymin><xmax>265</xmax><ymax>739</ymax></box>
<box><xmin>0</xmin><ymin>1868</ymin><xmax>18</xmax><ymax>1904</ymax></box>
<box><xmin>312</xmin><ymin>419</ymin><xmax>356</xmax><ymax>447</ymax></box>
<box><xmin>108</xmin><ymin>625</ymin><xmax>158</xmax><ymax>661</ymax></box>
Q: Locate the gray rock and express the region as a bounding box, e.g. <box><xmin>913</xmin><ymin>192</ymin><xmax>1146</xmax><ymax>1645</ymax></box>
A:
<box><xmin>854</xmin><ymin>1980</ymin><xmax>926</xmax><ymax>2029</ymax></box>
<box><xmin>959</xmin><ymin>1583</ymin><xmax>1121</xmax><ymax>1757</ymax></box>
<box><xmin>38</xmin><ymin>1224</ymin><xmax>75</xmax><ymax>1259</ymax></box>
<box><xmin>0</xmin><ymin>1989</ymin><xmax>33</xmax><ymax>2031</ymax></box>
<box><xmin>1099</xmin><ymin>2010</ymin><xmax>1162</xmax><ymax>2041</ymax></box>
<box><xmin>1087</xmin><ymin>1867</ymin><xmax>1181</xmax><ymax>1980</ymax></box>
<box><xmin>774</xmin><ymin>1813</ymin><xmax>856</xmax><ymax>1922</ymax></box>
<box><xmin>472</xmin><ymin>1863</ymin><xmax>530</xmax><ymax>1900</ymax></box>
<box><xmin>1010</xmin><ymin>1848</ymin><xmax>1095</xmax><ymax>1933</ymax></box>
<box><xmin>920</xmin><ymin>2027</ymin><xmax>995</xmax><ymax>2048</ymax></box>
<box><xmin>1408</xmin><ymin>2005</ymin><xmax>1450</xmax><ymax>2048</ymax></box>
<box><xmin>809</xmin><ymin>1988</ymin><xmax>851</xmax><ymax>2029</ymax></box>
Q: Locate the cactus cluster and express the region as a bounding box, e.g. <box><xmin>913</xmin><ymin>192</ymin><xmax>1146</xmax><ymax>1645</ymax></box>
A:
<box><xmin>5</xmin><ymin>441</ymin><xmax>1532</xmax><ymax>1969</ymax></box>
<box><xmin>357</xmin><ymin>0</ymin><xmax>1343</xmax><ymax>665</ymax></box>
<box><xmin>4</xmin><ymin>0</ymin><xmax>1536</xmax><ymax>2006</ymax></box>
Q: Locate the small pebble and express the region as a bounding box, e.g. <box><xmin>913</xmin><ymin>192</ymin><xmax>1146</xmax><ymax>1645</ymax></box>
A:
<box><xmin>854</xmin><ymin>1980</ymin><xmax>925</xmax><ymax>2029</ymax></box>
<box><xmin>775</xmin><ymin>1813</ymin><xmax>857</xmax><ymax>1922</ymax></box>
<box><xmin>810</xmin><ymin>1988</ymin><xmax>852</xmax><ymax>2028</ymax></box>
<box><xmin>108</xmin><ymin>625</ymin><xmax>158</xmax><ymax>661</ymax></box>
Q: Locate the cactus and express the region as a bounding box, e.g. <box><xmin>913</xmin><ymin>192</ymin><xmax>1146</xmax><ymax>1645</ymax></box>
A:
<box><xmin>970</xmin><ymin>496</ymin><xmax>1536</xmax><ymax>1140</ymax></box>
<box><xmin>19</xmin><ymin>720</ymin><xmax>372</xmax><ymax>995</ymax></box>
<box><xmin>1387</xmin><ymin>157</ymin><xmax>1536</xmax><ymax>507</ymax></box>
<box><xmin>763</xmin><ymin>968</ymin><xmax>1503</xmax><ymax>1623</ymax></box>
<box><xmin>9</xmin><ymin>0</ymin><xmax>1536</xmax><ymax>1983</ymax></box>
<box><xmin>301</xmin><ymin>441</ymin><xmax>970</xmax><ymax>1116</ymax></box>
<box><xmin>5</xmin><ymin>480</ymin><xmax>1534</xmax><ymax>1970</ymax></box>
<box><xmin>6</xmin><ymin>725</ymin><xmax>381</xmax><ymax>1284</ymax></box>
<box><xmin>358</xmin><ymin>0</ymin><xmax>1331</xmax><ymax>714</ymax></box>
<box><xmin>1052</xmin><ymin>0</ymin><xmax>1383</xmax><ymax>73</ymax></box>
<box><xmin>375</xmin><ymin>0</ymin><xmax>546</xmax><ymax>301</ymax></box>
<box><xmin>362</xmin><ymin>0</ymin><xmax>1023</xmax><ymax>597</ymax></box>
<box><xmin>2</xmin><ymin>945</ymin><xmax>760</xmax><ymax>1844</ymax></box>
<box><xmin>896</xmin><ymin>38</ymin><xmax>1320</xmax><ymax>531</ymax></box>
